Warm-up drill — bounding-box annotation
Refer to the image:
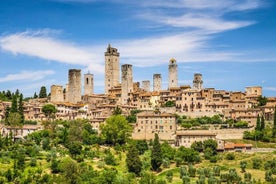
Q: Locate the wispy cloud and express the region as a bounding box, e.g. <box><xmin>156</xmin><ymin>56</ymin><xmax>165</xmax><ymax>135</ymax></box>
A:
<box><xmin>264</xmin><ymin>87</ymin><xmax>276</xmax><ymax>92</ymax></box>
<box><xmin>0</xmin><ymin>30</ymin><xmax>104</xmax><ymax>74</ymax></box>
<box><xmin>0</xmin><ymin>70</ymin><xmax>55</xmax><ymax>83</ymax></box>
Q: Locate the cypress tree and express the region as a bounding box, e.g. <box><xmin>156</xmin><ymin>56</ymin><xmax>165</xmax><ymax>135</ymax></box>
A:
<box><xmin>10</xmin><ymin>95</ymin><xmax>18</xmax><ymax>113</ymax></box>
<box><xmin>255</xmin><ymin>114</ymin><xmax>261</xmax><ymax>131</ymax></box>
<box><xmin>39</xmin><ymin>86</ymin><xmax>47</xmax><ymax>98</ymax></box>
<box><xmin>151</xmin><ymin>133</ymin><xmax>162</xmax><ymax>171</ymax></box>
<box><xmin>33</xmin><ymin>92</ymin><xmax>38</xmax><ymax>99</ymax></box>
<box><xmin>126</xmin><ymin>144</ymin><xmax>142</xmax><ymax>176</ymax></box>
<box><xmin>18</xmin><ymin>94</ymin><xmax>24</xmax><ymax>124</ymax></box>
<box><xmin>260</xmin><ymin>115</ymin><xmax>265</xmax><ymax>131</ymax></box>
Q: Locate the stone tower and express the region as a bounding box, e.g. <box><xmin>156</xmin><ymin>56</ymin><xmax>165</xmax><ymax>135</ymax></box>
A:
<box><xmin>84</xmin><ymin>72</ymin><xmax>94</xmax><ymax>95</ymax></box>
<box><xmin>121</xmin><ymin>64</ymin><xmax>133</xmax><ymax>104</ymax></box>
<box><xmin>50</xmin><ymin>85</ymin><xmax>64</xmax><ymax>102</ymax></box>
<box><xmin>105</xmin><ymin>44</ymin><xmax>120</xmax><ymax>94</ymax></box>
<box><xmin>153</xmin><ymin>74</ymin><xmax>162</xmax><ymax>92</ymax></box>
<box><xmin>193</xmin><ymin>73</ymin><xmax>203</xmax><ymax>90</ymax></box>
<box><xmin>168</xmin><ymin>58</ymin><xmax>178</xmax><ymax>88</ymax></box>
<box><xmin>67</xmin><ymin>69</ymin><xmax>81</xmax><ymax>104</ymax></box>
<box><xmin>142</xmin><ymin>80</ymin><xmax>150</xmax><ymax>92</ymax></box>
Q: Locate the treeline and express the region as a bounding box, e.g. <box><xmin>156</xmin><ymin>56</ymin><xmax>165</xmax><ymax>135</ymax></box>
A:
<box><xmin>177</xmin><ymin>114</ymin><xmax>249</xmax><ymax>129</ymax></box>
<box><xmin>244</xmin><ymin>106</ymin><xmax>276</xmax><ymax>142</ymax></box>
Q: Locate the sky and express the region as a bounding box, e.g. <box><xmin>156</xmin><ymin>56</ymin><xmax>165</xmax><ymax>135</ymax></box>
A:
<box><xmin>0</xmin><ymin>0</ymin><xmax>276</xmax><ymax>97</ymax></box>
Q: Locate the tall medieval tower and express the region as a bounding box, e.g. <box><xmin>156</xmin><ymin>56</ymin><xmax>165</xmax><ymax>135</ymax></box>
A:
<box><xmin>105</xmin><ymin>44</ymin><xmax>120</xmax><ymax>94</ymax></box>
<box><xmin>121</xmin><ymin>64</ymin><xmax>133</xmax><ymax>104</ymax></box>
<box><xmin>153</xmin><ymin>74</ymin><xmax>162</xmax><ymax>92</ymax></box>
<box><xmin>142</xmin><ymin>80</ymin><xmax>151</xmax><ymax>92</ymax></box>
<box><xmin>84</xmin><ymin>72</ymin><xmax>94</xmax><ymax>95</ymax></box>
<box><xmin>50</xmin><ymin>85</ymin><xmax>64</xmax><ymax>102</ymax></box>
<box><xmin>168</xmin><ymin>58</ymin><xmax>178</xmax><ymax>88</ymax></box>
<box><xmin>68</xmin><ymin>69</ymin><xmax>81</xmax><ymax>104</ymax></box>
<box><xmin>193</xmin><ymin>73</ymin><xmax>203</xmax><ymax>90</ymax></box>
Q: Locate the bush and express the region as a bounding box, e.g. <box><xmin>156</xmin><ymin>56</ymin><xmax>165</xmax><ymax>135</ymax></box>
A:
<box><xmin>166</xmin><ymin>170</ymin><xmax>173</xmax><ymax>183</ymax></box>
<box><xmin>225</xmin><ymin>153</ymin><xmax>235</xmax><ymax>160</ymax></box>
<box><xmin>252</xmin><ymin>158</ymin><xmax>262</xmax><ymax>169</ymax></box>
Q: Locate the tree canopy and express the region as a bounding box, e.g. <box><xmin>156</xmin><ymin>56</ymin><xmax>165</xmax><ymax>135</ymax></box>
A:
<box><xmin>100</xmin><ymin>115</ymin><xmax>132</xmax><ymax>145</ymax></box>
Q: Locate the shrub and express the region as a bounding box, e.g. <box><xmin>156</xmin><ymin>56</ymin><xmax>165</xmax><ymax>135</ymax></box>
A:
<box><xmin>225</xmin><ymin>153</ymin><xmax>235</xmax><ymax>160</ymax></box>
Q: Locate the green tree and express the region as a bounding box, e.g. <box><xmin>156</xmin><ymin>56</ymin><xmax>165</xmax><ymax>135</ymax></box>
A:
<box><xmin>240</xmin><ymin>161</ymin><xmax>247</xmax><ymax>173</ymax></box>
<box><xmin>255</xmin><ymin>115</ymin><xmax>261</xmax><ymax>131</ymax></box>
<box><xmin>18</xmin><ymin>94</ymin><xmax>24</xmax><ymax>124</ymax></box>
<box><xmin>166</xmin><ymin>170</ymin><xmax>173</xmax><ymax>183</ymax></box>
<box><xmin>191</xmin><ymin>141</ymin><xmax>204</xmax><ymax>152</ymax></box>
<box><xmin>126</xmin><ymin>144</ymin><xmax>142</xmax><ymax>176</ymax></box>
<box><xmin>161</xmin><ymin>141</ymin><xmax>175</xmax><ymax>160</ymax></box>
<box><xmin>67</xmin><ymin>141</ymin><xmax>82</xmax><ymax>157</ymax></box>
<box><xmin>260</xmin><ymin>115</ymin><xmax>265</xmax><ymax>131</ymax></box>
<box><xmin>135</xmin><ymin>140</ymin><xmax>148</xmax><ymax>155</ymax></box>
<box><xmin>273</xmin><ymin>106</ymin><xmax>276</xmax><ymax>137</ymax></box>
<box><xmin>10</xmin><ymin>95</ymin><xmax>18</xmax><ymax>113</ymax></box>
<box><xmin>112</xmin><ymin>106</ymin><xmax>122</xmax><ymax>115</ymax></box>
<box><xmin>60</xmin><ymin>157</ymin><xmax>80</xmax><ymax>184</ymax></box>
<box><xmin>42</xmin><ymin>104</ymin><xmax>57</xmax><ymax>120</ymax></box>
<box><xmin>7</xmin><ymin>112</ymin><xmax>23</xmax><ymax>136</ymax></box>
<box><xmin>151</xmin><ymin>133</ymin><xmax>162</xmax><ymax>171</ymax></box>
<box><xmin>100</xmin><ymin>115</ymin><xmax>132</xmax><ymax>145</ymax></box>
<box><xmin>139</xmin><ymin>171</ymin><xmax>156</xmax><ymax>184</ymax></box>
<box><xmin>257</xmin><ymin>96</ymin><xmax>268</xmax><ymax>106</ymax></box>
<box><xmin>39</xmin><ymin>86</ymin><xmax>47</xmax><ymax>98</ymax></box>
<box><xmin>33</xmin><ymin>92</ymin><xmax>38</xmax><ymax>99</ymax></box>
<box><xmin>252</xmin><ymin>158</ymin><xmax>262</xmax><ymax>169</ymax></box>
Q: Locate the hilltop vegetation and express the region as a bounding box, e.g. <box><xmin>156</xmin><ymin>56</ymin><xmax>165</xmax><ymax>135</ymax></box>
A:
<box><xmin>0</xmin><ymin>115</ymin><xmax>276</xmax><ymax>183</ymax></box>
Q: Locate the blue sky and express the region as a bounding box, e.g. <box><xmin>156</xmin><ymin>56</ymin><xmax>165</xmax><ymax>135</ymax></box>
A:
<box><xmin>0</xmin><ymin>0</ymin><xmax>276</xmax><ymax>97</ymax></box>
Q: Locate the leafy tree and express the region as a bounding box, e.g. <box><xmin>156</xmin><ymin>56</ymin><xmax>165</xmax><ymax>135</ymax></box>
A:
<box><xmin>161</xmin><ymin>141</ymin><xmax>175</xmax><ymax>160</ymax></box>
<box><xmin>39</xmin><ymin>86</ymin><xmax>47</xmax><ymax>98</ymax></box>
<box><xmin>225</xmin><ymin>153</ymin><xmax>235</xmax><ymax>160</ymax></box>
<box><xmin>191</xmin><ymin>141</ymin><xmax>204</xmax><ymax>152</ymax></box>
<box><xmin>139</xmin><ymin>171</ymin><xmax>156</xmax><ymax>184</ymax></box>
<box><xmin>104</xmin><ymin>149</ymin><xmax>116</xmax><ymax>166</ymax></box>
<box><xmin>112</xmin><ymin>106</ymin><xmax>122</xmax><ymax>115</ymax></box>
<box><xmin>67</xmin><ymin>141</ymin><xmax>82</xmax><ymax>157</ymax></box>
<box><xmin>135</xmin><ymin>140</ymin><xmax>149</xmax><ymax>155</ymax></box>
<box><xmin>60</xmin><ymin>157</ymin><xmax>80</xmax><ymax>184</ymax></box>
<box><xmin>7</xmin><ymin>112</ymin><xmax>23</xmax><ymax>136</ymax></box>
<box><xmin>166</xmin><ymin>170</ymin><xmax>173</xmax><ymax>183</ymax></box>
<box><xmin>100</xmin><ymin>115</ymin><xmax>132</xmax><ymax>145</ymax></box>
<box><xmin>42</xmin><ymin>104</ymin><xmax>57</xmax><ymax>120</ymax></box>
<box><xmin>240</xmin><ymin>161</ymin><xmax>247</xmax><ymax>173</ymax></box>
<box><xmin>257</xmin><ymin>96</ymin><xmax>267</xmax><ymax>106</ymax></box>
<box><xmin>126</xmin><ymin>143</ymin><xmax>142</xmax><ymax>175</ymax></box>
<box><xmin>151</xmin><ymin>133</ymin><xmax>162</xmax><ymax>171</ymax></box>
<box><xmin>265</xmin><ymin>171</ymin><xmax>273</xmax><ymax>182</ymax></box>
<box><xmin>174</xmin><ymin>146</ymin><xmax>200</xmax><ymax>165</ymax></box>
<box><xmin>252</xmin><ymin>158</ymin><xmax>262</xmax><ymax>169</ymax></box>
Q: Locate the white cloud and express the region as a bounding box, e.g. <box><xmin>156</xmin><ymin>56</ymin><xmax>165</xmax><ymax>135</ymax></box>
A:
<box><xmin>264</xmin><ymin>87</ymin><xmax>276</xmax><ymax>92</ymax></box>
<box><xmin>0</xmin><ymin>70</ymin><xmax>55</xmax><ymax>83</ymax></box>
<box><xmin>0</xmin><ymin>30</ymin><xmax>104</xmax><ymax>74</ymax></box>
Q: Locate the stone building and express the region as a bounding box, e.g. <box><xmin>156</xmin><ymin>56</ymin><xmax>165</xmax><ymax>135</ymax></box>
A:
<box><xmin>84</xmin><ymin>72</ymin><xmax>94</xmax><ymax>95</ymax></box>
<box><xmin>121</xmin><ymin>64</ymin><xmax>133</xmax><ymax>104</ymax></box>
<box><xmin>142</xmin><ymin>80</ymin><xmax>150</xmax><ymax>92</ymax></box>
<box><xmin>132</xmin><ymin>111</ymin><xmax>176</xmax><ymax>140</ymax></box>
<box><xmin>67</xmin><ymin>69</ymin><xmax>82</xmax><ymax>104</ymax></box>
<box><xmin>153</xmin><ymin>74</ymin><xmax>162</xmax><ymax>92</ymax></box>
<box><xmin>193</xmin><ymin>73</ymin><xmax>203</xmax><ymax>90</ymax></box>
<box><xmin>168</xmin><ymin>58</ymin><xmax>178</xmax><ymax>88</ymax></box>
<box><xmin>50</xmin><ymin>85</ymin><xmax>64</xmax><ymax>103</ymax></box>
<box><xmin>105</xmin><ymin>44</ymin><xmax>120</xmax><ymax>94</ymax></box>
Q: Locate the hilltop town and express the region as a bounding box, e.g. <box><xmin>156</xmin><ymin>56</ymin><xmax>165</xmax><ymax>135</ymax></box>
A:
<box><xmin>1</xmin><ymin>45</ymin><xmax>276</xmax><ymax>147</ymax></box>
